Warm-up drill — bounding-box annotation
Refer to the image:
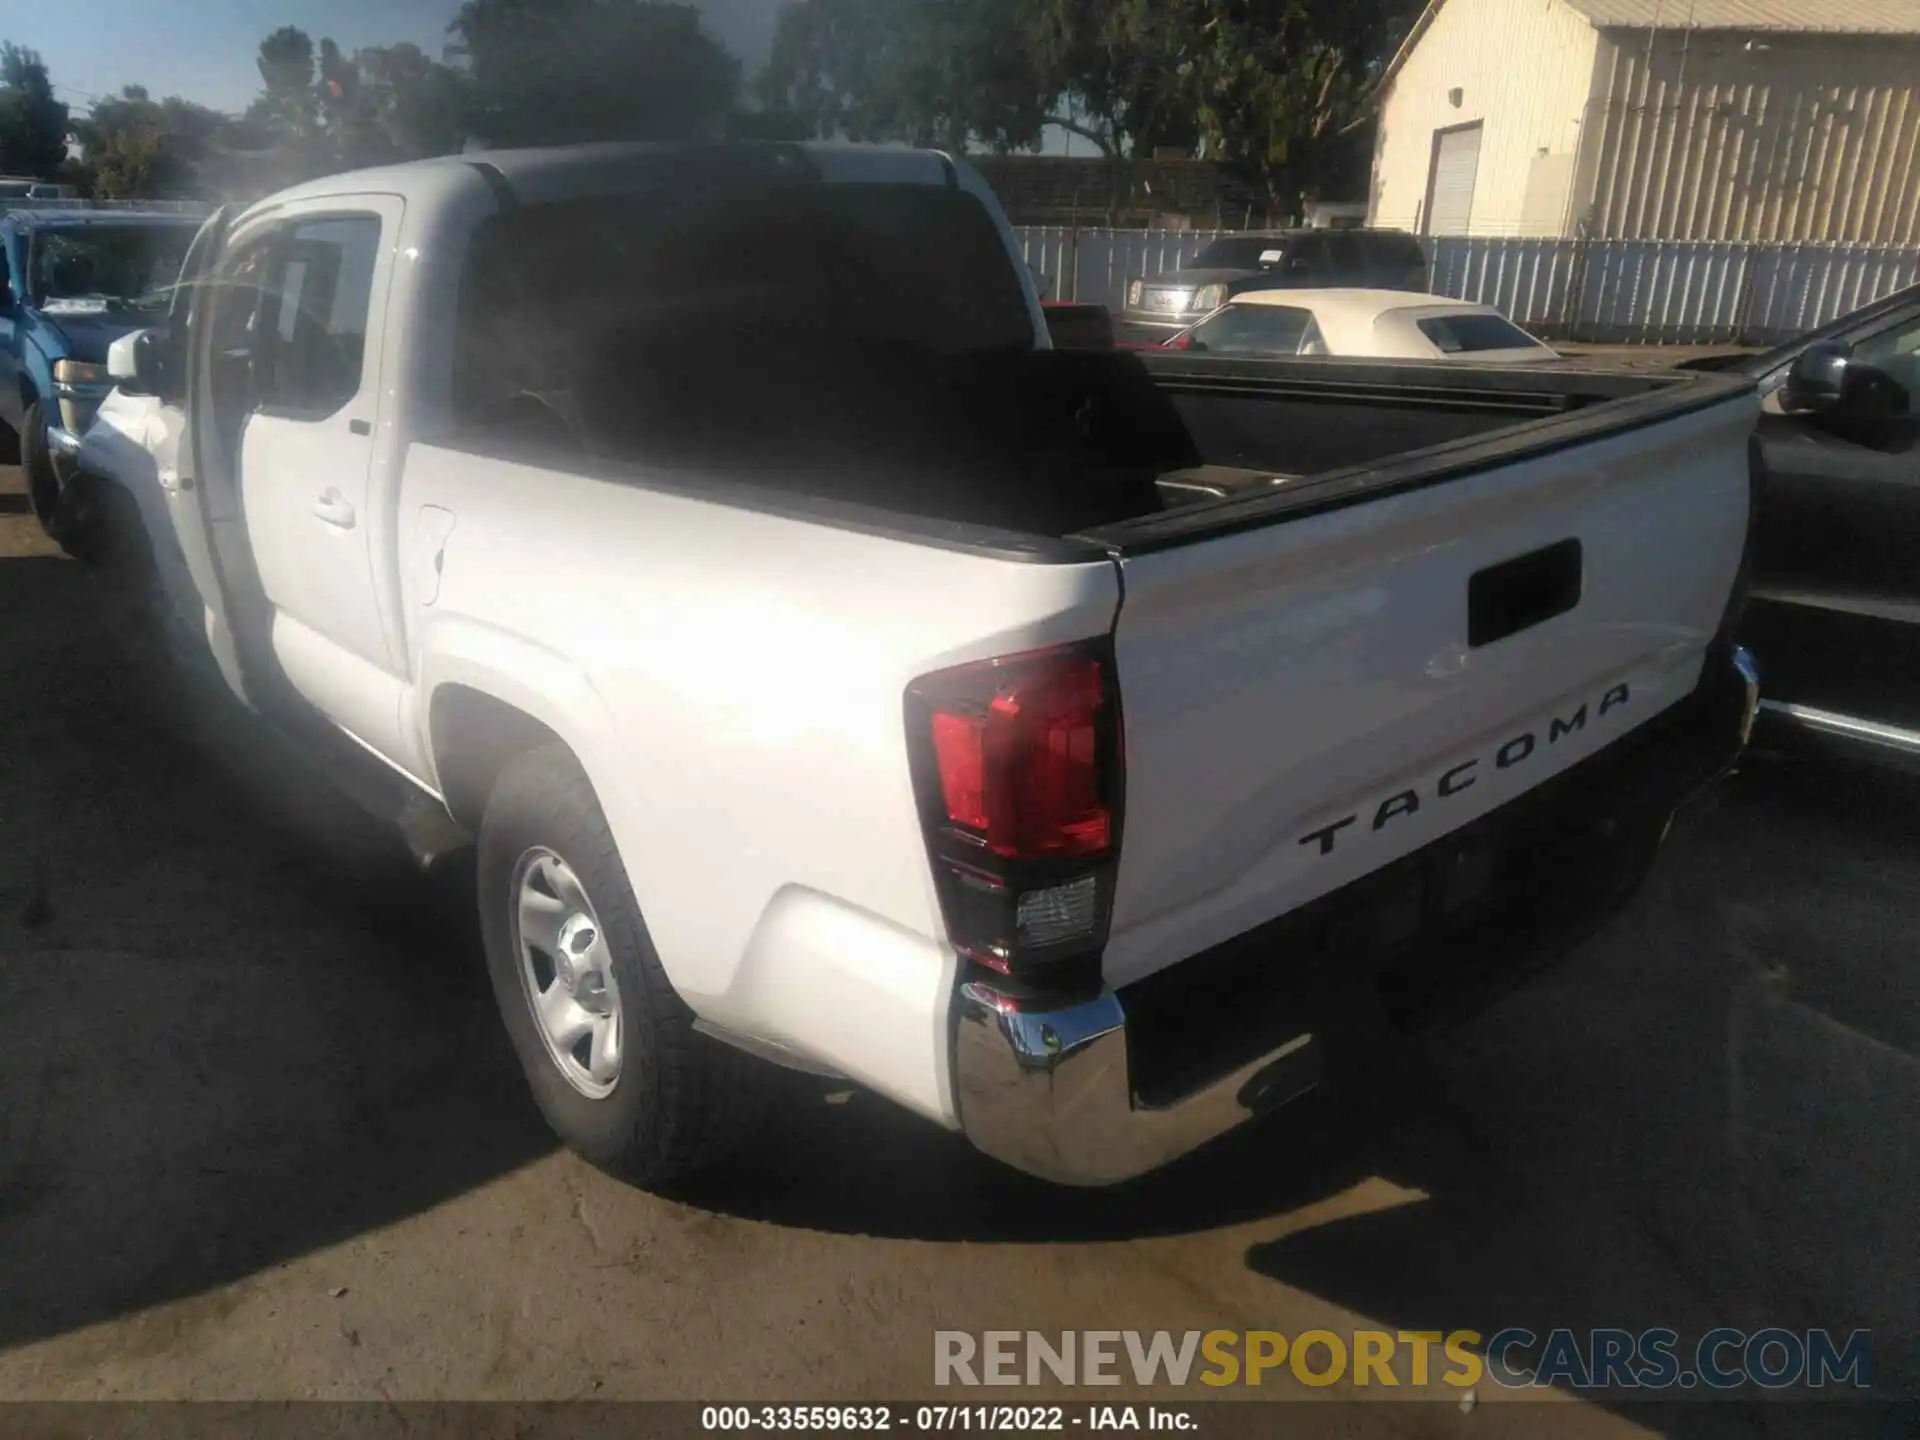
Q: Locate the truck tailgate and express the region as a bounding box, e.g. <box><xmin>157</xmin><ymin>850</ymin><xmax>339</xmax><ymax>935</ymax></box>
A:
<box><xmin>1102</xmin><ymin>392</ymin><xmax>1755</xmax><ymax>988</ymax></box>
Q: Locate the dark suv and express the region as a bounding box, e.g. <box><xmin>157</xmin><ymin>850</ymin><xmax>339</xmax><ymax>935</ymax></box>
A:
<box><xmin>1121</xmin><ymin>229</ymin><xmax>1428</xmax><ymax>337</ymax></box>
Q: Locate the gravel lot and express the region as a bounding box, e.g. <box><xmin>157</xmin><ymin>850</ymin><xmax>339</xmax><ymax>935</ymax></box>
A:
<box><xmin>0</xmin><ymin>456</ymin><xmax>1912</xmax><ymax>1437</ymax></box>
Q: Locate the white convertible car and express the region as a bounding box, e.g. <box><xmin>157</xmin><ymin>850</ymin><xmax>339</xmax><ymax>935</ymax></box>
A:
<box><xmin>1168</xmin><ymin>288</ymin><xmax>1560</xmax><ymax>364</ymax></box>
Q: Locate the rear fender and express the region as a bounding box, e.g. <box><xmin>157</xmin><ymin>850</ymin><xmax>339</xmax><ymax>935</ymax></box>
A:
<box><xmin>416</xmin><ymin>622</ymin><xmax>621</xmax><ymax>817</ymax></box>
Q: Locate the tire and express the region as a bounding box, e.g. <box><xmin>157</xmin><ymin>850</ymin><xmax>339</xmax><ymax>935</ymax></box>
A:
<box><xmin>476</xmin><ymin>741</ymin><xmax>767</xmax><ymax>1185</ymax></box>
<box><xmin>21</xmin><ymin>399</ymin><xmax>63</xmax><ymax>536</ymax></box>
<box><xmin>47</xmin><ymin>467</ymin><xmax>113</xmax><ymax>565</ymax></box>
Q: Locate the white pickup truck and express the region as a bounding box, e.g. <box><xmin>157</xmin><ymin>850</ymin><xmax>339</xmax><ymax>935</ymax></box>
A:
<box><xmin>79</xmin><ymin>142</ymin><xmax>1762</xmax><ymax>1188</ymax></box>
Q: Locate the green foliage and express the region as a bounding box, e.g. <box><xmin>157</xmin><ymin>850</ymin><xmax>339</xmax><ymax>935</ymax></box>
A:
<box><xmin>237</xmin><ymin>24</ymin><xmax>468</xmax><ymax>184</ymax></box>
<box><xmin>448</xmin><ymin>0</ymin><xmax>739</xmax><ymax>147</ymax></box>
<box><xmin>351</xmin><ymin>44</ymin><xmax>466</xmax><ymax>161</ymax></box>
<box><xmin>22</xmin><ymin>0</ymin><xmax>1417</xmax><ymax>211</ymax></box>
<box><xmin>1187</xmin><ymin>0</ymin><xmax>1418</xmax><ymax>207</ymax></box>
<box><xmin>762</xmin><ymin>0</ymin><xmax>1417</xmax><ymax>212</ymax></box>
<box><xmin>0</xmin><ymin>42</ymin><xmax>70</xmax><ymax>179</ymax></box>
<box><xmin>760</xmin><ymin>0</ymin><xmax>1050</xmax><ymax>154</ymax></box>
<box><xmin>251</xmin><ymin>24</ymin><xmax>320</xmax><ymax>142</ymax></box>
<box><xmin>74</xmin><ymin>85</ymin><xmax>228</xmax><ymax>198</ymax></box>
<box><xmin>1030</xmin><ymin>0</ymin><xmax>1204</xmax><ymax>156</ymax></box>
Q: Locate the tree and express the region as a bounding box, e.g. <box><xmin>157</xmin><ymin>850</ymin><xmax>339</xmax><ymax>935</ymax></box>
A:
<box><xmin>759</xmin><ymin>0</ymin><xmax>1207</xmax><ymax>159</ymax></box>
<box><xmin>448</xmin><ymin>0</ymin><xmax>740</xmax><ymax>148</ymax></box>
<box><xmin>316</xmin><ymin>37</ymin><xmax>359</xmax><ymax>142</ymax></box>
<box><xmin>1030</xmin><ymin>0</ymin><xmax>1203</xmax><ymax>158</ymax></box>
<box><xmin>73</xmin><ymin>85</ymin><xmax>228</xmax><ymax>198</ymax></box>
<box><xmin>0</xmin><ymin>42</ymin><xmax>71</xmax><ymax>179</ymax></box>
<box><xmin>352</xmin><ymin>43</ymin><xmax>465</xmax><ymax>160</ymax></box>
<box><xmin>235</xmin><ymin>26</ymin><xmax>467</xmax><ymax>184</ymax></box>
<box><xmin>758</xmin><ymin>0</ymin><xmax>1416</xmax><ymax>218</ymax></box>
<box><xmin>1188</xmin><ymin>0</ymin><xmax>1419</xmax><ymax>217</ymax></box>
<box><xmin>759</xmin><ymin>0</ymin><xmax>1050</xmax><ymax>154</ymax></box>
<box><xmin>249</xmin><ymin>24</ymin><xmax>320</xmax><ymax>144</ymax></box>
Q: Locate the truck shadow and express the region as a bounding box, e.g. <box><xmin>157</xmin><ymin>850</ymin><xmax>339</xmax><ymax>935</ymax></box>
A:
<box><xmin>677</xmin><ymin>763</ymin><xmax>1920</xmax><ymax>1421</ymax></box>
<box><xmin>0</xmin><ymin>550</ymin><xmax>555</xmax><ymax>1354</ymax></box>
<box><xmin>1232</xmin><ymin>762</ymin><xmax>1920</xmax><ymax>1429</ymax></box>
<box><xmin>5</xmin><ymin>524</ymin><xmax>1914</xmax><ymax>1423</ymax></box>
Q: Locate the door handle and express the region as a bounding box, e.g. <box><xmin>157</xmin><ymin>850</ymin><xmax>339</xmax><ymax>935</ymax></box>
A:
<box><xmin>310</xmin><ymin>489</ymin><xmax>356</xmax><ymax>529</ymax></box>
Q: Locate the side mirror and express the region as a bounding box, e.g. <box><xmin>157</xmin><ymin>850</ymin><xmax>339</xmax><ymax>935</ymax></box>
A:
<box><xmin>108</xmin><ymin>326</ymin><xmax>170</xmax><ymax>398</ymax></box>
<box><xmin>1782</xmin><ymin>340</ymin><xmax>1851</xmax><ymax>414</ymax></box>
<box><xmin>1784</xmin><ymin>338</ymin><xmax>1912</xmax><ymax>444</ymax></box>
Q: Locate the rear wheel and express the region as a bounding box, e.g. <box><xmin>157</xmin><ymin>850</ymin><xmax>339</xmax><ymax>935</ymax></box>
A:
<box><xmin>21</xmin><ymin>400</ymin><xmax>62</xmax><ymax>536</ymax></box>
<box><xmin>476</xmin><ymin>741</ymin><xmax>767</xmax><ymax>1184</ymax></box>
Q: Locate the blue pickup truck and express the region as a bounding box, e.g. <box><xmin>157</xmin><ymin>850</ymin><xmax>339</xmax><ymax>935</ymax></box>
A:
<box><xmin>0</xmin><ymin>208</ymin><xmax>201</xmax><ymax>542</ymax></box>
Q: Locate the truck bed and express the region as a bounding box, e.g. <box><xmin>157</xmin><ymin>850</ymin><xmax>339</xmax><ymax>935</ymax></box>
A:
<box><xmin>478</xmin><ymin>345</ymin><xmax>1751</xmax><ymax>553</ymax></box>
<box><xmin>453</xmin><ymin>345</ymin><xmax>1757</xmax><ymax>997</ymax></box>
<box><xmin>1113</xmin><ymin>353</ymin><xmax>1748</xmax><ymax>545</ymax></box>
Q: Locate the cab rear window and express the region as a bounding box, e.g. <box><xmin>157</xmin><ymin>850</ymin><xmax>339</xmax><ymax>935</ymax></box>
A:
<box><xmin>452</xmin><ymin>167</ymin><xmax>1037</xmax><ymax>433</ymax></box>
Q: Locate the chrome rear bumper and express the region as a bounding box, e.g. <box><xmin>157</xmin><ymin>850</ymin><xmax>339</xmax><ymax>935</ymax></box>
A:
<box><xmin>953</xmin><ymin>983</ymin><xmax>1319</xmax><ymax>1187</ymax></box>
<box><xmin>953</xmin><ymin>646</ymin><xmax>1761</xmax><ymax>1187</ymax></box>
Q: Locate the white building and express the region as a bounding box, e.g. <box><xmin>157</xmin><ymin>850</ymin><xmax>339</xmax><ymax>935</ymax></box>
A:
<box><xmin>1368</xmin><ymin>0</ymin><xmax>1920</xmax><ymax>243</ymax></box>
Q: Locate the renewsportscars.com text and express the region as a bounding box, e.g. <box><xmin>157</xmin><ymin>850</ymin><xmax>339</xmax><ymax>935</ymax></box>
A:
<box><xmin>934</xmin><ymin>1328</ymin><xmax>1873</xmax><ymax>1392</ymax></box>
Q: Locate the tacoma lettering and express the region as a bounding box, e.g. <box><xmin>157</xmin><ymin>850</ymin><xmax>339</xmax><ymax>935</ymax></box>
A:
<box><xmin>1549</xmin><ymin>704</ymin><xmax>1587</xmax><ymax>742</ymax></box>
<box><xmin>1374</xmin><ymin>790</ymin><xmax>1419</xmax><ymax>829</ymax></box>
<box><xmin>1298</xmin><ymin>684</ymin><xmax>1632</xmax><ymax>857</ymax></box>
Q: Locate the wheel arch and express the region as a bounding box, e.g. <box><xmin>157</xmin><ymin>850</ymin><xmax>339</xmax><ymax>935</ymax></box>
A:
<box><xmin>428</xmin><ymin>682</ymin><xmax>569</xmax><ymax>832</ymax></box>
<box><xmin>417</xmin><ymin>624</ymin><xmax>624</xmax><ymax>829</ymax></box>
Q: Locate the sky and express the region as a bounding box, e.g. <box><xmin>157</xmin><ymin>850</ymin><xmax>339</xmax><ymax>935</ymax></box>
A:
<box><xmin>12</xmin><ymin>0</ymin><xmax>787</xmax><ymax>115</ymax></box>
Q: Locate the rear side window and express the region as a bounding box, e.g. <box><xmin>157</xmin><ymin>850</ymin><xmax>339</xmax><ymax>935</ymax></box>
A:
<box><xmin>1417</xmin><ymin>313</ymin><xmax>1541</xmax><ymax>354</ymax></box>
<box><xmin>1286</xmin><ymin>234</ymin><xmax>1329</xmax><ymax>271</ymax></box>
<box><xmin>1191</xmin><ymin>237</ymin><xmax>1290</xmax><ymax>270</ymax></box>
<box><xmin>1190</xmin><ymin>305</ymin><xmax>1323</xmax><ymax>356</ymax></box>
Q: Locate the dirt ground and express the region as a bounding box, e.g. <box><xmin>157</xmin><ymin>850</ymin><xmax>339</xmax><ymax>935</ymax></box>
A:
<box><xmin>0</xmin><ymin>457</ymin><xmax>1913</xmax><ymax>1437</ymax></box>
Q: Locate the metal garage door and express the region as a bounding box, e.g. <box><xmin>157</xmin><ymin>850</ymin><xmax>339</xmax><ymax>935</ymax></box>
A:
<box><xmin>1426</xmin><ymin>123</ymin><xmax>1483</xmax><ymax>236</ymax></box>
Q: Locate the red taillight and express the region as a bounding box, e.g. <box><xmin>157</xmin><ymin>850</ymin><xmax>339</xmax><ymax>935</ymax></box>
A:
<box><xmin>1167</xmin><ymin>332</ymin><xmax>1192</xmax><ymax>350</ymax></box>
<box><xmin>907</xmin><ymin>641</ymin><xmax>1123</xmax><ymax>977</ymax></box>
<box><xmin>932</xmin><ymin>710</ymin><xmax>988</xmax><ymax>830</ymax></box>
<box><xmin>930</xmin><ymin>656</ymin><xmax>1110</xmax><ymax>859</ymax></box>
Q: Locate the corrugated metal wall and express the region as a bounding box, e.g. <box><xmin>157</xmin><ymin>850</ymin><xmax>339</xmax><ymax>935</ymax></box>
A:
<box><xmin>1577</xmin><ymin>29</ymin><xmax>1920</xmax><ymax>243</ymax></box>
<box><xmin>1428</xmin><ymin>235</ymin><xmax>1920</xmax><ymax>341</ymax></box>
<box><xmin>1014</xmin><ymin>225</ymin><xmax>1920</xmax><ymax>344</ymax></box>
<box><xmin>1369</xmin><ymin>0</ymin><xmax>1600</xmax><ymax>236</ymax></box>
<box><xmin>1016</xmin><ymin>228</ymin><xmax>1224</xmax><ymax>307</ymax></box>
